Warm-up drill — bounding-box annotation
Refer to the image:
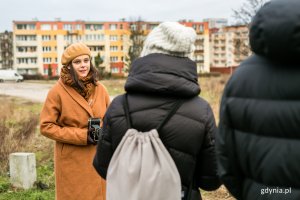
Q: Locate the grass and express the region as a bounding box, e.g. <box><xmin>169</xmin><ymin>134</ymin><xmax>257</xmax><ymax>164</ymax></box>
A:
<box><xmin>0</xmin><ymin>76</ymin><xmax>234</xmax><ymax>200</ymax></box>
<box><xmin>101</xmin><ymin>79</ymin><xmax>126</xmax><ymax>96</ymax></box>
<box><xmin>0</xmin><ymin>95</ymin><xmax>55</xmax><ymax>200</ymax></box>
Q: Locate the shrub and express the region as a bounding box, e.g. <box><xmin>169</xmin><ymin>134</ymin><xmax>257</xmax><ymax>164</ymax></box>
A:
<box><xmin>21</xmin><ymin>74</ymin><xmax>44</xmax><ymax>80</ymax></box>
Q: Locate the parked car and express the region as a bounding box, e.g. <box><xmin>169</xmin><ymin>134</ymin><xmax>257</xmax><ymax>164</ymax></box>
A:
<box><xmin>0</xmin><ymin>70</ymin><xmax>24</xmax><ymax>82</ymax></box>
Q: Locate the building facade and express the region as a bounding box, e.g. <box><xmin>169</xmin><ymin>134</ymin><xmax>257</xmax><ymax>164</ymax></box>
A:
<box><xmin>13</xmin><ymin>20</ymin><xmax>131</xmax><ymax>76</ymax></box>
<box><xmin>210</xmin><ymin>25</ymin><xmax>251</xmax><ymax>73</ymax></box>
<box><xmin>0</xmin><ymin>31</ymin><xmax>14</xmax><ymax>69</ymax></box>
<box><xmin>181</xmin><ymin>21</ymin><xmax>210</xmax><ymax>73</ymax></box>
<box><xmin>13</xmin><ymin>20</ymin><xmax>250</xmax><ymax>76</ymax></box>
<box><xmin>203</xmin><ymin>18</ymin><xmax>228</xmax><ymax>29</ymax></box>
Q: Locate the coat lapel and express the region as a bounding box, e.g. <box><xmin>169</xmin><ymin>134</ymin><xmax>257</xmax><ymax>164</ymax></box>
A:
<box><xmin>58</xmin><ymin>79</ymin><xmax>94</xmax><ymax>117</ymax></box>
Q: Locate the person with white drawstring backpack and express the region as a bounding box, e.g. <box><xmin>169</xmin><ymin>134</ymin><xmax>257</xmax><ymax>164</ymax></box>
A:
<box><xmin>93</xmin><ymin>22</ymin><xmax>221</xmax><ymax>200</ymax></box>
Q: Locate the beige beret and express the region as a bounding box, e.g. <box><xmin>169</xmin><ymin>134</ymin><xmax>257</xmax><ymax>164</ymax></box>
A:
<box><xmin>61</xmin><ymin>43</ymin><xmax>91</xmax><ymax>65</ymax></box>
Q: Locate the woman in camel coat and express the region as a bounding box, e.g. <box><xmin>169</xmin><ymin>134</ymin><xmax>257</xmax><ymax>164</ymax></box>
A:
<box><xmin>40</xmin><ymin>43</ymin><xmax>109</xmax><ymax>200</ymax></box>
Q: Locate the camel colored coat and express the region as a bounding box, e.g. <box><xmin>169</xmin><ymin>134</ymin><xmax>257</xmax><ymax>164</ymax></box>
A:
<box><xmin>40</xmin><ymin>79</ymin><xmax>110</xmax><ymax>200</ymax></box>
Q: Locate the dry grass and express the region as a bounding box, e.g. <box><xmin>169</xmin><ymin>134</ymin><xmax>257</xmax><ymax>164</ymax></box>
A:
<box><xmin>0</xmin><ymin>76</ymin><xmax>234</xmax><ymax>199</ymax></box>
<box><xmin>199</xmin><ymin>75</ymin><xmax>230</xmax><ymax>124</ymax></box>
<box><xmin>202</xmin><ymin>186</ymin><xmax>235</xmax><ymax>200</ymax></box>
<box><xmin>0</xmin><ymin>96</ymin><xmax>53</xmax><ymax>176</ymax></box>
<box><xmin>199</xmin><ymin>75</ymin><xmax>235</xmax><ymax>199</ymax></box>
<box><xmin>101</xmin><ymin>79</ymin><xmax>126</xmax><ymax>96</ymax></box>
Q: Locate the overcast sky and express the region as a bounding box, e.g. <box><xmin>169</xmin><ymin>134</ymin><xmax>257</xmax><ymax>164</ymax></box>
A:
<box><xmin>0</xmin><ymin>0</ymin><xmax>244</xmax><ymax>32</ymax></box>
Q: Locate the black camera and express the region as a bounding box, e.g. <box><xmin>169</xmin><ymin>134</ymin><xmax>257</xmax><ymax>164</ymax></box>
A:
<box><xmin>88</xmin><ymin>118</ymin><xmax>102</xmax><ymax>142</ymax></box>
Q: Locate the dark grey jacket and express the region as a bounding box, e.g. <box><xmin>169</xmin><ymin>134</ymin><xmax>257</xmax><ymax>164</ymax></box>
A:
<box><xmin>216</xmin><ymin>0</ymin><xmax>300</xmax><ymax>199</ymax></box>
<box><xmin>94</xmin><ymin>53</ymin><xmax>221</xmax><ymax>199</ymax></box>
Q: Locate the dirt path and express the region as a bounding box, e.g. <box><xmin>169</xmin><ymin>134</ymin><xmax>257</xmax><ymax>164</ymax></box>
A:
<box><xmin>0</xmin><ymin>82</ymin><xmax>52</xmax><ymax>102</ymax></box>
<box><xmin>0</xmin><ymin>81</ymin><xmax>115</xmax><ymax>102</ymax></box>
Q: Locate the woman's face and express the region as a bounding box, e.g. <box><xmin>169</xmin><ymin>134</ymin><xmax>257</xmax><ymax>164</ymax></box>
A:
<box><xmin>71</xmin><ymin>55</ymin><xmax>91</xmax><ymax>77</ymax></box>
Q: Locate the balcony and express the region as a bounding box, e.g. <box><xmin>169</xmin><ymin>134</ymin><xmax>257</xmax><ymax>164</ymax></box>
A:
<box><xmin>15</xmin><ymin>41</ymin><xmax>38</xmax><ymax>46</ymax></box>
<box><xmin>16</xmin><ymin>63</ymin><xmax>39</xmax><ymax>69</ymax></box>
<box><xmin>194</xmin><ymin>49</ymin><xmax>204</xmax><ymax>54</ymax></box>
<box><xmin>15</xmin><ymin>52</ymin><xmax>38</xmax><ymax>58</ymax></box>
<box><xmin>67</xmin><ymin>30</ymin><xmax>80</xmax><ymax>35</ymax></box>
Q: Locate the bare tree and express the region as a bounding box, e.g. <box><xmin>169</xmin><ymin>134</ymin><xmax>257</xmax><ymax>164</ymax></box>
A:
<box><xmin>126</xmin><ymin>17</ymin><xmax>146</xmax><ymax>72</ymax></box>
<box><xmin>231</xmin><ymin>0</ymin><xmax>269</xmax><ymax>58</ymax></box>
<box><xmin>233</xmin><ymin>0</ymin><xmax>270</xmax><ymax>25</ymax></box>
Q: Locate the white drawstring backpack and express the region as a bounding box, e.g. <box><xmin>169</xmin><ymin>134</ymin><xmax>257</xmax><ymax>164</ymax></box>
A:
<box><xmin>106</xmin><ymin>94</ymin><xmax>184</xmax><ymax>200</ymax></box>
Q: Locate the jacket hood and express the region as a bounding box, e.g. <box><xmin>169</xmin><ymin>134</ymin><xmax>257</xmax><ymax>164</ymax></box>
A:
<box><xmin>125</xmin><ymin>53</ymin><xmax>200</xmax><ymax>98</ymax></box>
<box><xmin>250</xmin><ymin>0</ymin><xmax>300</xmax><ymax>64</ymax></box>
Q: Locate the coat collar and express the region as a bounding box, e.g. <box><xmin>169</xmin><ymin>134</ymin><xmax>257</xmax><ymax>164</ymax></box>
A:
<box><xmin>58</xmin><ymin>79</ymin><xmax>96</xmax><ymax>117</ymax></box>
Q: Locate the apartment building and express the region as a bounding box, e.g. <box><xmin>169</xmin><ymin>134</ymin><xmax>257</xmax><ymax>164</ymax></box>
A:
<box><xmin>0</xmin><ymin>31</ymin><xmax>14</xmax><ymax>69</ymax></box>
<box><xmin>203</xmin><ymin>18</ymin><xmax>228</xmax><ymax>29</ymax></box>
<box><xmin>210</xmin><ymin>25</ymin><xmax>251</xmax><ymax>73</ymax></box>
<box><xmin>181</xmin><ymin>21</ymin><xmax>210</xmax><ymax>73</ymax></box>
<box><xmin>105</xmin><ymin>22</ymin><xmax>131</xmax><ymax>76</ymax></box>
<box><xmin>13</xmin><ymin>20</ymin><xmax>250</xmax><ymax>76</ymax></box>
<box><xmin>13</xmin><ymin>20</ymin><xmax>131</xmax><ymax>76</ymax></box>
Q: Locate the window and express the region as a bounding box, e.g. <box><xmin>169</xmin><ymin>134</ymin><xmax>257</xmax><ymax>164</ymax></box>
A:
<box><xmin>130</xmin><ymin>24</ymin><xmax>136</xmax><ymax>31</ymax></box>
<box><xmin>110</xmin><ymin>46</ymin><xmax>118</xmax><ymax>52</ymax></box>
<box><xmin>199</xmin><ymin>25</ymin><xmax>204</xmax><ymax>32</ymax></box>
<box><xmin>111</xmin><ymin>67</ymin><xmax>119</xmax><ymax>73</ymax></box>
<box><xmin>29</xmin><ymin>35</ymin><xmax>36</xmax><ymax>41</ymax></box>
<box><xmin>97</xmin><ymin>34</ymin><xmax>104</xmax><ymax>41</ymax></box>
<box><xmin>16</xmin><ymin>24</ymin><xmax>36</xmax><ymax>30</ymax></box>
<box><xmin>42</xmin><ymin>35</ymin><xmax>51</xmax><ymax>41</ymax></box>
<box><xmin>31</xmin><ymin>58</ymin><xmax>37</xmax><ymax>64</ymax></box>
<box><xmin>142</xmin><ymin>24</ymin><xmax>147</xmax><ymax>30</ymax></box>
<box><xmin>63</xmin><ymin>24</ymin><xmax>72</xmax><ymax>31</ymax></box>
<box><xmin>64</xmin><ymin>35</ymin><xmax>72</xmax><ymax>41</ymax></box>
<box><xmin>75</xmin><ymin>24</ymin><xmax>82</xmax><ymax>30</ymax></box>
<box><xmin>17</xmin><ymin>24</ymin><xmax>26</xmax><ymax>30</ymax></box>
<box><xmin>110</xmin><ymin>35</ymin><xmax>118</xmax><ymax>41</ymax></box>
<box><xmin>85</xmin><ymin>24</ymin><xmax>103</xmax><ymax>30</ymax></box>
<box><xmin>28</xmin><ymin>24</ymin><xmax>36</xmax><ymax>30</ymax></box>
<box><xmin>42</xmin><ymin>46</ymin><xmax>51</xmax><ymax>52</ymax></box>
<box><xmin>120</xmin><ymin>24</ymin><xmax>123</xmax><ymax>29</ymax></box>
<box><xmin>41</xmin><ymin>24</ymin><xmax>51</xmax><ymax>30</ymax></box>
<box><xmin>17</xmin><ymin>58</ymin><xmax>37</xmax><ymax>64</ymax></box>
<box><xmin>149</xmin><ymin>24</ymin><xmax>158</xmax><ymax>30</ymax></box>
<box><xmin>43</xmin><ymin>57</ymin><xmax>52</xmax><ymax>64</ymax></box>
<box><xmin>17</xmin><ymin>46</ymin><xmax>37</xmax><ymax>52</ymax></box>
<box><xmin>110</xmin><ymin>56</ymin><xmax>118</xmax><ymax>62</ymax></box>
<box><xmin>16</xmin><ymin>35</ymin><xmax>36</xmax><ymax>41</ymax></box>
<box><xmin>18</xmin><ymin>58</ymin><xmax>28</xmax><ymax>64</ymax></box>
<box><xmin>76</xmin><ymin>35</ymin><xmax>82</xmax><ymax>41</ymax></box>
<box><xmin>88</xmin><ymin>46</ymin><xmax>104</xmax><ymax>51</ymax></box>
<box><xmin>109</xmin><ymin>24</ymin><xmax>117</xmax><ymax>30</ymax></box>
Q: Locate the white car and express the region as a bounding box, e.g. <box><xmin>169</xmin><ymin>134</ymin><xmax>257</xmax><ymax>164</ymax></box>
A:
<box><xmin>0</xmin><ymin>70</ymin><xmax>24</xmax><ymax>82</ymax></box>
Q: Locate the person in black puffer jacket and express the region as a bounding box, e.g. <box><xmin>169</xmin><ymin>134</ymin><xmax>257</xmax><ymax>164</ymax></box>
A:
<box><xmin>216</xmin><ymin>0</ymin><xmax>300</xmax><ymax>199</ymax></box>
<box><xmin>93</xmin><ymin>22</ymin><xmax>221</xmax><ymax>200</ymax></box>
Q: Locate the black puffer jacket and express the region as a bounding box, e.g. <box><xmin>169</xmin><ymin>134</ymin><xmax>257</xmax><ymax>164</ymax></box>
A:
<box><xmin>94</xmin><ymin>53</ymin><xmax>221</xmax><ymax>199</ymax></box>
<box><xmin>216</xmin><ymin>0</ymin><xmax>300</xmax><ymax>199</ymax></box>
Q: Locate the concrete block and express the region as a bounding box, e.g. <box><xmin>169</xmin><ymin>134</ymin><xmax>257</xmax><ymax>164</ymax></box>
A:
<box><xmin>9</xmin><ymin>152</ymin><xmax>37</xmax><ymax>189</ymax></box>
